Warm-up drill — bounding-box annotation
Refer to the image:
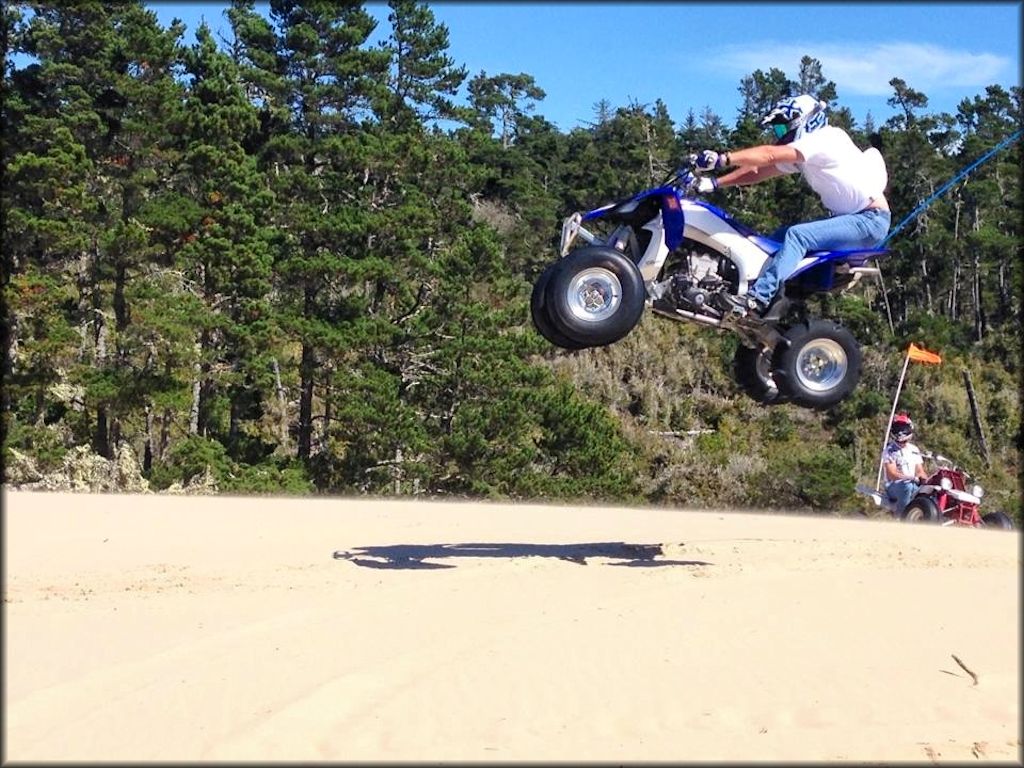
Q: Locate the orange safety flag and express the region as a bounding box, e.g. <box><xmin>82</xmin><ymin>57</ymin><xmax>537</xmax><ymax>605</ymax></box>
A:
<box><xmin>907</xmin><ymin>343</ymin><xmax>942</xmax><ymax>364</ymax></box>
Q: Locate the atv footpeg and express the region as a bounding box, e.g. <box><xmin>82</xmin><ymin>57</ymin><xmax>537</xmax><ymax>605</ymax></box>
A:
<box><xmin>855</xmin><ymin>484</ymin><xmax>884</xmax><ymax>507</ymax></box>
<box><xmin>664</xmin><ymin>276</ymin><xmax>722</xmax><ymax>319</ymax></box>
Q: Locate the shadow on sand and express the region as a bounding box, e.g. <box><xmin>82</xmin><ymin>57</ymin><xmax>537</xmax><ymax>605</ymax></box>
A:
<box><xmin>332</xmin><ymin>542</ymin><xmax>712</xmax><ymax>570</ymax></box>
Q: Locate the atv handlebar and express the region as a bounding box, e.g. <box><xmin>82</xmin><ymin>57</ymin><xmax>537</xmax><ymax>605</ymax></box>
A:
<box><xmin>664</xmin><ymin>154</ymin><xmax>704</xmax><ymax>197</ymax></box>
<box><xmin>919</xmin><ymin>450</ymin><xmax>976</xmax><ymax>478</ymax></box>
<box><xmin>920</xmin><ymin>450</ymin><xmax>951</xmax><ymax>465</ymax></box>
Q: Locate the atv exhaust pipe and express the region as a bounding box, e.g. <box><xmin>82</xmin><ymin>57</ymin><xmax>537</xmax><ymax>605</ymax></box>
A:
<box><xmin>650</xmin><ymin>303</ymin><xmax>723</xmax><ymax>328</ymax></box>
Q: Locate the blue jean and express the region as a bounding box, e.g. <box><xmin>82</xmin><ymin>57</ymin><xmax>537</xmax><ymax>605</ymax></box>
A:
<box><xmin>886</xmin><ymin>479</ymin><xmax>919</xmax><ymax>516</ymax></box>
<box><xmin>749</xmin><ymin>208</ymin><xmax>892</xmax><ymax>305</ymax></box>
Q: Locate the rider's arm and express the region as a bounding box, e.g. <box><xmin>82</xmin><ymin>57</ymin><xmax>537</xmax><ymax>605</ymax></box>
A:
<box><xmin>715</xmin><ymin>144</ymin><xmax>804</xmax><ymax>188</ymax></box>
<box><xmin>884</xmin><ymin>458</ymin><xmax>924</xmax><ymax>483</ymax></box>
<box><xmin>728</xmin><ymin>144</ymin><xmax>803</xmax><ymax>168</ymax></box>
<box><xmin>883</xmin><ymin>460</ymin><xmax>905</xmax><ymax>482</ymax></box>
<box><xmin>716</xmin><ymin>164</ymin><xmax>786</xmax><ymax>188</ymax></box>
<box><xmin>914</xmin><ymin>460</ymin><xmax>929</xmax><ymax>481</ymax></box>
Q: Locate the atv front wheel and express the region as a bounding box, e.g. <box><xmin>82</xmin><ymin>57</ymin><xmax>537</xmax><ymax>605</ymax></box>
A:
<box><xmin>901</xmin><ymin>497</ymin><xmax>941</xmax><ymax>523</ymax></box>
<box><xmin>981</xmin><ymin>511</ymin><xmax>1014</xmax><ymax>530</ymax></box>
<box><xmin>530</xmin><ymin>262</ymin><xmax>589</xmax><ymax>350</ymax></box>
<box><xmin>545</xmin><ymin>246</ymin><xmax>645</xmax><ymax>347</ymax></box>
<box><xmin>733</xmin><ymin>344</ymin><xmax>785</xmax><ymax>405</ymax></box>
<box><xmin>772</xmin><ymin>319</ymin><xmax>861</xmax><ymax>409</ymax></box>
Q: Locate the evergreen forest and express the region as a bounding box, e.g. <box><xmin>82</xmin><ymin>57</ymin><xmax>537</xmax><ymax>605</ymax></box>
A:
<box><xmin>3</xmin><ymin>2</ymin><xmax>1021</xmax><ymax>521</ymax></box>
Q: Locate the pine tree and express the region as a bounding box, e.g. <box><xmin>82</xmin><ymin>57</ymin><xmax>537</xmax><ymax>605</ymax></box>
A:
<box><xmin>377</xmin><ymin>0</ymin><xmax>466</xmax><ymax>127</ymax></box>
<box><xmin>467</xmin><ymin>71</ymin><xmax>546</xmax><ymax>149</ymax></box>
<box><xmin>5</xmin><ymin>2</ymin><xmax>186</xmax><ymax>459</ymax></box>
<box><xmin>228</xmin><ymin>0</ymin><xmax>389</xmax><ymax>461</ymax></box>
<box><xmin>171</xmin><ymin>22</ymin><xmax>278</xmax><ymax>463</ymax></box>
<box><xmin>736</xmin><ymin>67</ymin><xmax>793</xmax><ymax>122</ymax></box>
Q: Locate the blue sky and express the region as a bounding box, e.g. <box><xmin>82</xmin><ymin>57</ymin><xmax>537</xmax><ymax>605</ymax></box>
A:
<box><xmin>147</xmin><ymin>2</ymin><xmax>1021</xmax><ymax>131</ymax></box>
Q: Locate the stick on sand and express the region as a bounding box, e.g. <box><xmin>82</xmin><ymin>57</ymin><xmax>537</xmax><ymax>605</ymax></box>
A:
<box><xmin>951</xmin><ymin>654</ymin><xmax>979</xmax><ymax>686</ymax></box>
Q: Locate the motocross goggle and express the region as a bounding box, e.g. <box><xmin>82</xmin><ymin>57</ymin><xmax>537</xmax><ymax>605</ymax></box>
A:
<box><xmin>892</xmin><ymin>426</ymin><xmax>913</xmax><ymax>443</ymax></box>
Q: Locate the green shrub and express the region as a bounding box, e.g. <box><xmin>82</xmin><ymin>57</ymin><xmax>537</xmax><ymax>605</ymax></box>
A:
<box><xmin>224</xmin><ymin>457</ymin><xmax>314</xmax><ymax>495</ymax></box>
<box><xmin>792</xmin><ymin>445</ymin><xmax>856</xmax><ymax>509</ymax></box>
<box><xmin>2</xmin><ymin>420</ymin><xmax>69</xmax><ymax>475</ymax></box>
<box><xmin>750</xmin><ymin>443</ymin><xmax>855</xmax><ymax>511</ymax></box>
<box><xmin>148</xmin><ymin>435</ymin><xmax>233</xmax><ymax>490</ymax></box>
<box><xmin>694</xmin><ymin>428</ymin><xmax>731</xmax><ymax>468</ymax></box>
<box><xmin>764</xmin><ymin>410</ymin><xmax>794</xmax><ymax>441</ymax></box>
<box><xmin>831</xmin><ymin>294</ymin><xmax>887</xmax><ymax>340</ymax></box>
<box><xmin>897</xmin><ymin>311</ymin><xmax>971</xmax><ymax>354</ymax></box>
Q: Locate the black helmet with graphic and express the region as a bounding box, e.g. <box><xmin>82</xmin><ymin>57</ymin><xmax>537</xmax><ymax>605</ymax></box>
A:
<box><xmin>890</xmin><ymin>412</ymin><xmax>915</xmax><ymax>443</ymax></box>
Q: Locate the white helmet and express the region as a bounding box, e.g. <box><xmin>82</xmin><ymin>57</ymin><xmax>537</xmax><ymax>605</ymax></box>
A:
<box><xmin>760</xmin><ymin>94</ymin><xmax>829</xmax><ymax>145</ymax></box>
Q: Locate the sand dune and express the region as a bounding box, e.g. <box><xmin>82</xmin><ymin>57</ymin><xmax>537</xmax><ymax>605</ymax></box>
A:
<box><xmin>3</xmin><ymin>490</ymin><xmax>1020</xmax><ymax>763</ymax></box>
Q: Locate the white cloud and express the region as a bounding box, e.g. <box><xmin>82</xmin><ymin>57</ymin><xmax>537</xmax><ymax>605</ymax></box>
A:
<box><xmin>713</xmin><ymin>41</ymin><xmax>1012</xmax><ymax>97</ymax></box>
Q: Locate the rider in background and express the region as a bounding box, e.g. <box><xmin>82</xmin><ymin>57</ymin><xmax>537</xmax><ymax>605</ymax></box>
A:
<box><xmin>882</xmin><ymin>413</ymin><xmax>929</xmax><ymax>517</ymax></box>
<box><xmin>687</xmin><ymin>94</ymin><xmax>892</xmax><ymax>317</ymax></box>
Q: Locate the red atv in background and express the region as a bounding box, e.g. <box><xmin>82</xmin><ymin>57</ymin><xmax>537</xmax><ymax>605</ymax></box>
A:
<box><xmin>860</xmin><ymin>452</ymin><xmax>1014</xmax><ymax>529</ymax></box>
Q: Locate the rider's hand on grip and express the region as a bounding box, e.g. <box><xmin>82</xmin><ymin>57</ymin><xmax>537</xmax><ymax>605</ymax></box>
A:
<box><xmin>694</xmin><ymin>176</ymin><xmax>718</xmax><ymax>193</ymax></box>
<box><xmin>695</xmin><ymin>149</ymin><xmax>725</xmax><ymax>171</ymax></box>
<box><xmin>679</xmin><ymin>171</ymin><xmax>717</xmax><ymax>194</ymax></box>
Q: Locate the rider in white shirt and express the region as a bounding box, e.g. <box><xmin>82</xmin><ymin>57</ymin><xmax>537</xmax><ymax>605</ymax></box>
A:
<box><xmin>882</xmin><ymin>413</ymin><xmax>929</xmax><ymax>516</ymax></box>
<box><xmin>689</xmin><ymin>94</ymin><xmax>891</xmax><ymax>316</ymax></box>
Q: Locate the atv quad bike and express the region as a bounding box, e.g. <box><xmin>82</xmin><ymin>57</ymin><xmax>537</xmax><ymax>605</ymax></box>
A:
<box><xmin>857</xmin><ymin>452</ymin><xmax>1015</xmax><ymax>529</ymax></box>
<box><xmin>531</xmin><ymin>157</ymin><xmax>888</xmax><ymax>409</ymax></box>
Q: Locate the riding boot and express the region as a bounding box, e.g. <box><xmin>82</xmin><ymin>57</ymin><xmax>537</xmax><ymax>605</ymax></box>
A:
<box><xmin>715</xmin><ymin>291</ymin><xmax>768</xmax><ymax>317</ymax></box>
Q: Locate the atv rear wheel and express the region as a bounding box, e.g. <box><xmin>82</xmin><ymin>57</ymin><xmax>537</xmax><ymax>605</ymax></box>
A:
<box><xmin>545</xmin><ymin>246</ymin><xmax>645</xmax><ymax>347</ymax></box>
<box><xmin>901</xmin><ymin>496</ymin><xmax>941</xmax><ymax>523</ymax></box>
<box><xmin>772</xmin><ymin>319</ymin><xmax>861</xmax><ymax>409</ymax></box>
<box><xmin>981</xmin><ymin>511</ymin><xmax>1014</xmax><ymax>530</ymax></box>
<box><xmin>733</xmin><ymin>344</ymin><xmax>785</xmax><ymax>405</ymax></box>
<box><xmin>531</xmin><ymin>262</ymin><xmax>589</xmax><ymax>350</ymax></box>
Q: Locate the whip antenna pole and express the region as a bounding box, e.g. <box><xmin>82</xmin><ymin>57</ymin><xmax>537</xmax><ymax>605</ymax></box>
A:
<box><xmin>880</xmin><ymin>129</ymin><xmax>1022</xmax><ymax>246</ymax></box>
<box><xmin>872</xmin><ymin>129</ymin><xmax>1020</xmax><ymax>337</ymax></box>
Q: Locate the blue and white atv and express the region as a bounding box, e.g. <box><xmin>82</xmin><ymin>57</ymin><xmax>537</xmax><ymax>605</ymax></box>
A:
<box><xmin>530</xmin><ymin>158</ymin><xmax>888</xmax><ymax>409</ymax></box>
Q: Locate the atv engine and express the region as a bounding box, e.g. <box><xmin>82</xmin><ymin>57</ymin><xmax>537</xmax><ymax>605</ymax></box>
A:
<box><xmin>664</xmin><ymin>240</ymin><xmax>739</xmax><ymax>316</ymax></box>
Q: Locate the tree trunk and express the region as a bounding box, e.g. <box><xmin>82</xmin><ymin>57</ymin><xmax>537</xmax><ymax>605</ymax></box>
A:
<box><xmin>229</xmin><ymin>397</ymin><xmax>240</xmax><ymax>445</ymax></box>
<box><xmin>950</xmin><ymin>260</ymin><xmax>959</xmax><ymax>320</ymax></box>
<box><xmin>642</xmin><ymin>115</ymin><xmax>655</xmax><ymax>184</ymax></box>
<box><xmin>33</xmin><ymin>380</ymin><xmax>45</xmax><ymax>426</ymax></box>
<box><xmin>114</xmin><ymin>262</ymin><xmax>128</xmax><ymax>332</ymax></box>
<box><xmin>76</xmin><ymin>251</ymin><xmax>92</xmax><ymax>360</ymax></box>
<box><xmin>950</xmin><ymin>199</ymin><xmax>961</xmax><ymax>320</ymax></box>
<box><xmin>190</xmin><ymin>339</ymin><xmax>202</xmax><ymax>435</ymax></box>
<box><xmin>195</xmin><ymin>330</ymin><xmax>215</xmax><ymax>437</ymax></box>
<box><xmin>272</xmin><ymin>357</ymin><xmax>289</xmax><ymax>450</ymax></box>
<box><xmin>973</xmin><ymin>254</ymin><xmax>986</xmax><ymax>342</ymax></box>
<box><xmin>144</xmin><ymin>405</ymin><xmax>154</xmax><ymax>473</ymax></box>
<box><xmin>297</xmin><ymin>284</ymin><xmax>317</xmax><ymax>461</ymax></box>
<box><xmin>920</xmin><ymin>244</ymin><xmax>932</xmax><ymax>312</ymax></box>
<box><xmin>962</xmin><ymin>369</ymin><xmax>991</xmax><ymax>467</ymax></box>
<box><xmin>228</xmin><ymin>366</ymin><xmax>241</xmax><ymax>446</ymax></box>
<box><xmin>0</xmin><ymin>243</ymin><xmax>13</xmax><ymax>440</ymax></box>
<box><xmin>297</xmin><ymin>342</ymin><xmax>315</xmax><ymax>460</ymax></box>
<box><xmin>93</xmin><ymin>323</ymin><xmax>111</xmax><ymax>457</ymax></box>
<box><xmin>90</xmin><ymin>235</ymin><xmax>113</xmax><ymax>457</ymax></box>
<box><xmin>1</xmin><ymin>314</ymin><xmax>15</xmax><ymax>446</ymax></box>
<box><xmin>321</xmin><ymin>363</ymin><xmax>332</xmax><ymax>450</ymax></box>
<box><xmin>94</xmin><ymin>406</ymin><xmax>110</xmax><ymax>458</ymax></box>
<box><xmin>996</xmin><ymin>261</ymin><xmax>1010</xmax><ymax>321</ymax></box>
<box><xmin>159</xmin><ymin>407</ymin><xmax>172</xmax><ymax>459</ymax></box>
<box><xmin>971</xmin><ymin>208</ymin><xmax>985</xmax><ymax>341</ymax></box>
